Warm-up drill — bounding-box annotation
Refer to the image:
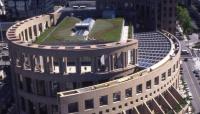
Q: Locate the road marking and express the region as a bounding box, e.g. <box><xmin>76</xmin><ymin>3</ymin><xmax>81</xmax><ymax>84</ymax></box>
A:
<box><xmin>188</xmin><ymin>48</ymin><xmax>193</xmax><ymax>56</ymax></box>
<box><xmin>193</xmin><ymin>50</ymin><xmax>198</xmax><ymax>58</ymax></box>
<box><xmin>183</xmin><ymin>62</ymin><xmax>200</xmax><ymax>102</ymax></box>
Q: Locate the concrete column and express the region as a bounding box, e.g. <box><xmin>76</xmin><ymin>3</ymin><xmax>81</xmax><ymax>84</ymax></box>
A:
<box><xmin>48</xmin><ymin>20</ymin><xmax>51</xmax><ymax>28</ymax></box>
<box><xmin>26</xmin><ymin>28</ymin><xmax>30</xmax><ymax>42</ymax></box>
<box><xmin>33</xmin><ymin>25</ymin><xmax>37</xmax><ymax>37</ymax></box>
<box><xmin>39</xmin><ymin>56</ymin><xmax>44</xmax><ymax>72</ymax></box>
<box><xmin>124</xmin><ymin>52</ymin><xmax>128</xmax><ymax>67</ymax></box>
<box><xmin>28</xmin><ymin>27</ymin><xmax>32</xmax><ymax>40</ymax></box>
<box><xmin>31</xmin><ymin>26</ymin><xmax>36</xmax><ymax>41</ymax></box>
<box><xmin>60</xmin><ymin>81</ymin><xmax>66</xmax><ymax>91</ymax></box>
<box><xmin>59</xmin><ymin>57</ymin><xmax>64</xmax><ymax>75</ymax></box>
<box><xmin>31</xmin><ymin>55</ymin><xmax>35</xmax><ymax>72</ymax></box>
<box><xmin>108</xmin><ymin>94</ymin><xmax>112</xmax><ymax>106</ymax></box>
<box><xmin>76</xmin><ymin>57</ymin><xmax>81</xmax><ymax>74</ymax></box>
<box><xmin>91</xmin><ymin>57</ymin><xmax>96</xmax><ymax>73</ymax></box>
<box><xmin>41</xmin><ymin>23</ymin><xmax>45</xmax><ymax>32</ymax></box>
<box><xmin>34</xmin><ymin>101</ymin><xmax>39</xmax><ymax>114</ymax></box>
<box><xmin>121</xmin><ymin>52</ymin><xmax>125</xmax><ymax>68</ymax></box>
<box><xmin>21</xmin><ymin>53</ymin><xmax>25</xmax><ymax>70</ymax></box>
<box><xmin>19</xmin><ymin>34</ymin><xmax>22</xmax><ymax>41</ymax></box>
<box><xmin>107</xmin><ymin>55</ymin><xmax>111</xmax><ymax>72</ymax></box>
<box><xmin>63</xmin><ymin>57</ymin><xmax>67</xmax><ymax>74</ymax></box>
<box><xmin>26</xmin><ymin>54</ymin><xmax>31</xmax><ymax>69</ymax></box>
<box><xmin>116</xmin><ymin>53</ymin><xmax>121</xmax><ymax>68</ymax></box>
<box><xmin>15</xmin><ymin>75</ymin><xmax>20</xmax><ymax>90</ymax></box>
<box><xmin>25</xmin><ymin>99</ymin><xmax>29</xmax><ymax>114</ymax></box>
<box><xmin>132</xmin><ymin>49</ymin><xmax>136</xmax><ymax>65</ymax></box>
<box><xmin>95</xmin><ymin>57</ymin><xmax>99</xmax><ymax>72</ymax></box>
<box><xmin>45</xmin><ymin>81</ymin><xmax>50</xmax><ymax>97</ymax></box>
<box><xmin>110</xmin><ymin>54</ymin><xmax>114</xmax><ymax>70</ymax></box>
<box><xmin>47</xmin><ymin>105</ymin><xmax>53</xmax><ymax>114</ymax></box>
<box><xmin>23</xmin><ymin>77</ymin><xmax>27</xmax><ymax>93</ymax></box>
<box><xmin>24</xmin><ymin>29</ymin><xmax>28</xmax><ymax>42</ymax></box>
<box><xmin>32</xmin><ymin>79</ymin><xmax>37</xmax><ymax>95</ymax></box>
<box><xmin>49</xmin><ymin>57</ymin><xmax>53</xmax><ymax>73</ymax></box>
<box><xmin>36</xmin><ymin>24</ymin><xmax>40</xmax><ymax>37</ymax></box>
<box><xmin>114</xmin><ymin>53</ymin><xmax>118</xmax><ymax>69</ymax></box>
<box><xmin>21</xmin><ymin>32</ymin><xmax>25</xmax><ymax>41</ymax></box>
<box><xmin>135</xmin><ymin>49</ymin><xmax>138</xmax><ymax>64</ymax></box>
<box><xmin>43</xmin><ymin>56</ymin><xmax>50</xmax><ymax>74</ymax></box>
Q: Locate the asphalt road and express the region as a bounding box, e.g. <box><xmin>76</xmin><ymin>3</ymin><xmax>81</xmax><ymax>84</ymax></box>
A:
<box><xmin>181</xmin><ymin>37</ymin><xmax>200</xmax><ymax>113</ymax></box>
<box><xmin>182</xmin><ymin>59</ymin><xmax>200</xmax><ymax>113</ymax></box>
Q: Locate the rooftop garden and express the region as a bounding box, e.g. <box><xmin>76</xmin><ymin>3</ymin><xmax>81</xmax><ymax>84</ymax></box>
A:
<box><xmin>34</xmin><ymin>17</ymin><xmax>123</xmax><ymax>45</ymax></box>
<box><xmin>35</xmin><ymin>17</ymin><xmax>82</xmax><ymax>44</ymax></box>
<box><xmin>89</xmin><ymin>18</ymin><xmax>123</xmax><ymax>42</ymax></box>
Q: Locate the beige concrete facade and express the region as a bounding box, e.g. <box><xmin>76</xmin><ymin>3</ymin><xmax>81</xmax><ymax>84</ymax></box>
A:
<box><xmin>6</xmin><ymin>11</ymin><xmax>187</xmax><ymax>114</ymax></box>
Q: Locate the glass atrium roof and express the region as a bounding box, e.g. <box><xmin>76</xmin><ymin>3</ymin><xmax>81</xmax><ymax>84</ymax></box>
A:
<box><xmin>135</xmin><ymin>32</ymin><xmax>171</xmax><ymax>68</ymax></box>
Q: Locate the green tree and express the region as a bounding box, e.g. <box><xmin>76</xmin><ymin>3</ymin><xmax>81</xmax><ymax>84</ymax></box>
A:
<box><xmin>177</xmin><ymin>5</ymin><xmax>192</xmax><ymax>34</ymax></box>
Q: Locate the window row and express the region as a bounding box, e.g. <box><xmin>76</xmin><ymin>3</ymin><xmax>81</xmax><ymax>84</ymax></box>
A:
<box><xmin>68</xmin><ymin>77</ymin><xmax>178</xmax><ymax>113</ymax></box>
<box><xmin>15</xmin><ymin>50</ymin><xmax>137</xmax><ymax>74</ymax></box>
<box><xmin>68</xmin><ymin>62</ymin><xmax>179</xmax><ymax>113</ymax></box>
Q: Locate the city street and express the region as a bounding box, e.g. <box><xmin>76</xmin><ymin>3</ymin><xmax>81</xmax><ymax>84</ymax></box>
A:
<box><xmin>180</xmin><ymin>34</ymin><xmax>200</xmax><ymax>113</ymax></box>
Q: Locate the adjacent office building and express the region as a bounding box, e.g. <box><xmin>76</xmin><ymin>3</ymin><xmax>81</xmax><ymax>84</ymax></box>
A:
<box><xmin>96</xmin><ymin>0</ymin><xmax>176</xmax><ymax>34</ymax></box>
<box><xmin>4</xmin><ymin>0</ymin><xmax>55</xmax><ymax>19</ymax></box>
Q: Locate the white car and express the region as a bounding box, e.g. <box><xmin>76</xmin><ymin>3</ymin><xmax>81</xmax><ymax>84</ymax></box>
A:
<box><xmin>188</xmin><ymin>92</ymin><xmax>193</xmax><ymax>99</ymax></box>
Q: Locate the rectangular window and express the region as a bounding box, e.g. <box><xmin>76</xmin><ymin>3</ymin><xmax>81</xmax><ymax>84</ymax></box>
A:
<box><xmin>173</xmin><ymin>64</ymin><xmax>175</xmax><ymax>72</ymax></box>
<box><xmin>161</xmin><ymin>72</ymin><xmax>166</xmax><ymax>81</ymax></box>
<box><xmin>28</xmin><ymin>100</ymin><xmax>35</xmax><ymax>114</ymax></box>
<box><xmin>25</xmin><ymin>77</ymin><xmax>32</xmax><ymax>93</ymax></box>
<box><xmin>113</xmin><ymin>91</ymin><xmax>121</xmax><ymax>102</ymax></box>
<box><xmin>136</xmin><ymin>84</ymin><xmax>142</xmax><ymax>94</ymax></box>
<box><xmin>52</xmin><ymin>105</ymin><xmax>58</xmax><ymax>114</ymax></box>
<box><xmin>146</xmin><ymin>80</ymin><xmax>151</xmax><ymax>89</ymax></box>
<box><xmin>36</xmin><ymin>80</ymin><xmax>46</xmax><ymax>96</ymax></box>
<box><xmin>99</xmin><ymin>95</ymin><xmax>108</xmax><ymax>106</ymax></box>
<box><xmin>18</xmin><ymin>74</ymin><xmax>23</xmax><ymax>90</ymax></box>
<box><xmin>39</xmin><ymin>103</ymin><xmax>47</xmax><ymax>114</ymax></box>
<box><xmin>68</xmin><ymin>102</ymin><xmax>79</xmax><ymax>113</ymax></box>
<box><xmin>176</xmin><ymin>61</ymin><xmax>179</xmax><ymax>68</ymax></box>
<box><xmin>50</xmin><ymin>81</ymin><xmax>60</xmax><ymax>97</ymax></box>
<box><xmin>154</xmin><ymin>77</ymin><xmax>159</xmax><ymax>85</ymax></box>
<box><xmin>125</xmin><ymin>88</ymin><xmax>132</xmax><ymax>98</ymax></box>
<box><xmin>85</xmin><ymin>99</ymin><xmax>94</xmax><ymax>109</ymax></box>
<box><xmin>20</xmin><ymin>97</ymin><xmax>26</xmax><ymax>112</ymax></box>
<box><xmin>168</xmin><ymin>68</ymin><xmax>171</xmax><ymax>76</ymax></box>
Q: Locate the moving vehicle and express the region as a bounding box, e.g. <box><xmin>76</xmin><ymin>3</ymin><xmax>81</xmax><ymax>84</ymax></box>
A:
<box><xmin>181</xmin><ymin>50</ymin><xmax>189</xmax><ymax>55</ymax></box>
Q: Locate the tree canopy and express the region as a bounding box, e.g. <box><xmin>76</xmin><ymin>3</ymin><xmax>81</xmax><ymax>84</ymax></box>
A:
<box><xmin>177</xmin><ymin>5</ymin><xmax>192</xmax><ymax>34</ymax></box>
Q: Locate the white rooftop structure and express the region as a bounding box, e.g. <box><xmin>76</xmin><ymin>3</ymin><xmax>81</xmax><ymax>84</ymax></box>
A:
<box><xmin>75</xmin><ymin>18</ymin><xmax>95</xmax><ymax>36</ymax></box>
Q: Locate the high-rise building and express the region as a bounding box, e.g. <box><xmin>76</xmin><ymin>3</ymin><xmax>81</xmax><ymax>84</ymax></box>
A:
<box><xmin>5</xmin><ymin>0</ymin><xmax>55</xmax><ymax>19</ymax></box>
<box><xmin>96</xmin><ymin>0</ymin><xmax>177</xmax><ymax>34</ymax></box>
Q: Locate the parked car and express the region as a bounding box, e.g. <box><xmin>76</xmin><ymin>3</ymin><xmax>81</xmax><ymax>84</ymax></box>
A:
<box><xmin>180</xmin><ymin>70</ymin><xmax>183</xmax><ymax>75</ymax></box>
<box><xmin>193</xmin><ymin>70</ymin><xmax>199</xmax><ymax>74</ymax></box>
<box><xmin>183</xmin><ymin>58</ymin><xmax>188</xmax><ymax>61</ymax></box>
<box><xmin>195</xmin><ymin>74</ymin><xmax>200</xmax><ymax>77</ymax></box>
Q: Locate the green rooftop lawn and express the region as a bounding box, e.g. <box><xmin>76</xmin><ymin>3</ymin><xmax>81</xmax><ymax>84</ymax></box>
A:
<box><xmin>35</xmin><ymin>17</ymin><xmax>82</xmax><ymax>44</ymax></box>
<box><xmin>35</xmin><ymin>17</ymin><xmax>123</xmax><ymax>45</ymax></box>
<box><xmin>89</xmin><ymin>18</ymin><xmax>123</xmax><ymax>42</ymax></box>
